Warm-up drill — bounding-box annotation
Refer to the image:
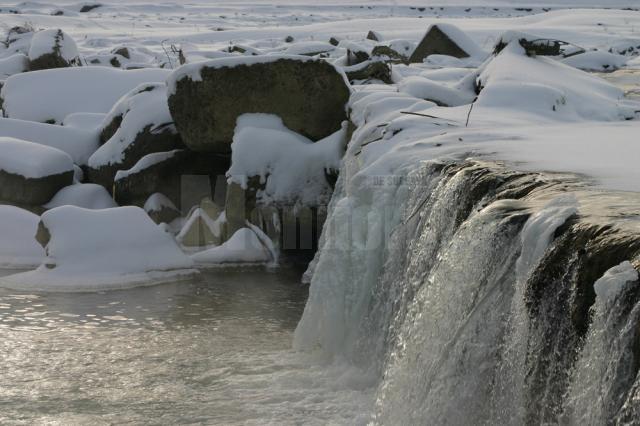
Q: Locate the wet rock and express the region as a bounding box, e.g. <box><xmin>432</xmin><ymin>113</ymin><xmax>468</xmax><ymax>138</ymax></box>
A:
<box><xmin>168</xmin><ymin>57</ymin><xmax>350</xmax><ymax>153</ymax></box>
<box><xmin>409</xmin><ymin>24</ymin><xmax>471</xmax><ymax>63</ymax></box>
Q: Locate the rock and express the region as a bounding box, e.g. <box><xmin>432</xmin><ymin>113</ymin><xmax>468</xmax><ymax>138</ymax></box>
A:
<box><xmin>493</xmin><ymin>32</ymin><xmax>567</xmax><ymax>57</ymax></box>
<box><xmin>285</xmin><ymin>35</ymin><xmax>295</xmax><ymax>43</ymax></box>
<box><xmin>177</xmin><ymin>199</ymin><xmax>224</xmax><ymax>247</ymax></box>
<box><xmin>0</xmin><ymin>53</ymin><xmax>30</xmax><ymax>78</ymax></box>
<box><xmin>371</xmin><ymin>45</ymin><xmax>409</xmax><ymax>64</ymax></box>
<box><xmin>113</xmin><ymin>149</ymin><xmax>230</xmax><ymax>212</ymax></box>
<box><xmin>409</xmin><ymin>24</ymin><xmax>472</xmax><ymax>63</ymax></box>
<box><xmin>144</xmin><ymin>192</ymin><xmax>181</xmax><ymax>224</ymax></box>
<box><xmin>367</xmin><ymin>30</ymin><xmax>383</xmax><ymax>42</ymax></box>
<box><xmin>168</xmin><ymin>56</ymin><xmax>350</xmax><ymax>153</ymax></box>
<box><xmin>344</xmin><ymin>60</ymin><xmax>392</xmax><ymax>84</ymax></box>
<box><xmin>112</xmin><ymin>47</ymin><xmax>130</xmax><ymax>59</ymax></box>
<box><xmin>343</xmin><ymin>42</ymin><xmax>370</xmax><ymax>65</ymax></box>
<box><xmin>44</xmin><ymin>183</ymin><xmax>117</xmax><ymax>210</ymax></box>
<box><xmin>0</xmin><ymin>137</ymin><xmax>74</xmax><ymax>207</ymax></box>
<box><xmin>28</xmin><ymin>29</ymin><xmax>81</xmax><ymax>71</ymax></box>
<box><xmin>79</xmin><ymin>4</ymin><xmax>102</xmax><ymax>12</ymax></box>
<box><xmin>86</xmin><ymin>83</ymin><xmax>184</xmax><ymax>191</ymax></box>
<box><xmin>329</xmin><ymin>37</ymin><xmax>341</xmax><ymax>47</ymax></box>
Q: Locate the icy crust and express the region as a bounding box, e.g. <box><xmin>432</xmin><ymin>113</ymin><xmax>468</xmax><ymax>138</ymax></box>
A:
<box><xmin>0</xmin><ymin>137</ymin><xmax>74</xmax><ymax>178</ymax></box>
<box><xmin>167</xmin><ymin>54</ymin><xmax>344</xmax><ymax>95</ymax></box>
<box><xmin>114</xmin><ymin>149</ymin><xmax>182</xmax><ymax>181</ymax></box>
<box><xmin>88</xmin><ymin>83</ymin><xmax>175</xmax><ymax>168</ymax></box>
<box><xmin>1</xmin><ymin>67</ymin><xmax>170</xmax><ymax>124</ymax></box>
<box><xmin>0</xmin><ymin>205</ymin><xmax>44</xmax><ymax>269</ymax></box>
<box><xmin>44</xmin><ymin>184</ymin><xmax>117</xmax><ymax>210</ymax></box>
<box><xmin>191</xmin><ymin>228</ymin><xmax>272</xmax><ymax>265</ymax></box>
<box><xmin>28</xmin><ymin>29</ymin><xmax>78</xmax><ymax>61</ymax></box>
<box><xmin>0</xmin><ymin>206</ymin><xmax>196</xmax><ymax>292</ymax></box>
<box><xmin>594</xmin><ymin>261</ymin><xmax>639</xmax><ymax>303</ymax></box>
<box><xmin>227</xmin><ymin>114</ymin><xmax>345</xmax><ymax>206</ymax></box>
<box><xmin>0</xmin><ymin>118</ymin><xmax>99</xmax><ymax>165</ymax></box>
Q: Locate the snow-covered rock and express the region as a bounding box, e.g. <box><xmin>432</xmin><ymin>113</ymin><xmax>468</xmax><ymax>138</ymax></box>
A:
<box><xmin>398</xmin><ymin>76</ymin><xmax>476</xmax><ymax>107</ymax></box>
<box><xmin>0</xmin><ymin>54</ymin><xmax>29</xmax><ymax>78</ymax></box>
<box><xmin>562</xmin><ymin>50</ymin><xmax>628</xmax><ymax>72</ymax></box>
<box><xmin>0</xmin><ymin>206</ymin><xmax>196</xmax><ymax>291</ymax></box>
<box><xmin>191</xmin><ymin>227</ymin><xmax>272</xmax><ymax>265</ymax></box>
<box><xmin>144</xmin><ymin>192</ymin><xmax>180</xmax><ymax>224</ymax></box>
<box><xmin>167</xmin><ymin>55</ymin><xmax>351</xmax><ymax>152</ymax></box>
<box><xmin>0</xmin><ymin>137</ymin><xmax>74</xmax><ymax>206</ymax></box>
<box><xmin>1</xmin><ymin>67</ymin><xmax>170</xmax><ymax>124</ymax></box>
<box><xmin>62</xmin><ymin>112</ymin><xmax>106</xmax><ymax>131</ymax></box>
<box><xmin>409</xmin><ymin>23</ymin><xmax>485</xmax><ymax>64</ymax></box>
<box><xmin>44</xmin><ymin>184</ymin><xmax>117</xmax><ymax>210</ymax></box>
<box><xmin>0</xmin><ymin>205</ymin><xmax>44</xmax><ymax>268</ymax></box>
<box><xmin>87</xmin><ymin>83</ymin><xmax>183</xmax><ymax>190</ymax></box>
<box><xmin>28</xmin><ymin>29</ymin><xmax>81</xmax><ymax>71</ymax></box>
<box><xmin>0</xmin><ymin>117</ymin><xmax>99</xmax><ymax>165</ymax></box>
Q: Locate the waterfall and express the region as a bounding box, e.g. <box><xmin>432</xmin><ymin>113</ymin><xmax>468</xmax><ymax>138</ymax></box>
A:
<box><xmin>295</xmin><ymin>157</ymin><xmax>640</xmax><ymax>424</ymax></box>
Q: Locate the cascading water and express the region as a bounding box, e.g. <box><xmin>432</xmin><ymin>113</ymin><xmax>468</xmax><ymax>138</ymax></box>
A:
<box><xmin>295</xmin><ymin>157</ymin><xmax>640</xmax><ymax>425</ymax></box>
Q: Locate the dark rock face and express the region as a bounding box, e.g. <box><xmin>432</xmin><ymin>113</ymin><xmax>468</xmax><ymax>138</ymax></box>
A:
<box><xmin>79</xmin><ymin>4</ymin><xmax>102</xmax><ymax>12</ymax></box>
<box><xmin>168</xmin><ymin>58</ymin><xmax>351</xmax><ymax>153</ymax></box>
<box><xmin>409</xmin><ymin>25</ymin><xmax>470</xmax><ymax>63</ymax></box>
<box><xmin>86</xmin><ymin>124</ymin><xmax>185</xmax><ymax>192</ymax></box>
<box><xmin>113</xmin><ymin>150</ymin><xmax>230</xmax><ymax>213</ymax></box>
<box><xmin>371</xmin><ymin>45</ymin><xmax>409</xmax><ymax>64</ymax></box>
<box><xmin>345</xmin><ymin>61</ymin><xmax>392</xmax><ymax>84</ymax></box>
<box><xmin>0</xmin><ymin>169</ymin><xmax>73</xmax><ymax>206</ymax></box>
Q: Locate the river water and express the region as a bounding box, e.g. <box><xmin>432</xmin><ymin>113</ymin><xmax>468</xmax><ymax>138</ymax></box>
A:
<box><xmin>0</xmin><ymin>267</ymin><xmax>373</xmax><ymax>425</ymax></box>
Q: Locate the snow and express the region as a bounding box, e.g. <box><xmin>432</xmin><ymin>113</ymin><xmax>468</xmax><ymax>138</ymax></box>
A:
<box><xmin>0</xmin><ymin>205</ymin><xmax>44</xmax><ymax>269</ymax></box>
<box><xmin>0</xmin><ymin>118</ymin><xmax>99</xmax><ymax>165</ymax></box>
<box><xmin>44</xmin><ymin>184</ymin><xmax>118</xmax><ymax>210</ymax></box>
<box><xmin>176</xmin><ymin>207</ymin><xmax>224</xmax><ymax>246</ymax></box>
<box><xmin>1</xmin><ymin>67</ymin><xmax>170</xmax><ymax>124</ymax></box>
<box><xmin>62</xmin><ymin>112</ymin><xmax>106</xmax><ymax>131</ymax></box>
<box><xmin>28</xmin><ymin>29</ymin><xmax>79</xmax><ymax>62</ymax></box>
<box><xmin>593</xmin><ymin>261</ymin><xmax>639</xmax><ymax>303</ymax></box>
<box><xmin>397</xmin><ymin>76</ymin><xmax>475</xmax><ymax>107</ymax></box>
<box><xmin>0</xmin><ymin>137</ymin><xmax>74</xmax><ymax>179</ymax></box>
<box><xmin>424</xmin><ymin>23</ymin><xmax>487</xmax><ymax>59</ymax></box>
<box><xmin>114</xmin><ymin>149</ymin><xmax>182</xmax><ymax>181</ymax></box>
<box><xmin>88</xmin><ymin>83</ymin><xmax>175</xmax><ymax>168</ymax></box>
<box><xmin>191</xmin><ymin>228</ymin><xmax>272</xmax><ymax>265</ymax></box>
<box><xmin>227</xmin><ymin>114</ymin><xmax>346</xmax><ymax>206</ymax></box>
<box><xmin>283</xmin><ymin>41</ymin><xmax>335</xmax><ymax>55</ymax></box>
<box><xmin>0</xmin><ymin>206</ymin><xmax>196</xmax><ymax>292</ymax></box>
<box><xmin>0</xmin><ymin>54</ymin><xmax>29</xmax><ymax>78</ymax></box>
<box><xmin>562</xmin><ymin>50</ymin><xmax>628</xmax><ymax>72</ymax></box>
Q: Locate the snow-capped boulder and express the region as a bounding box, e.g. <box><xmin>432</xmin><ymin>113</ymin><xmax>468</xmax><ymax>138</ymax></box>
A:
<box><xmin>0</xmin><ymin>54</ymin><xmax>29</xmax><ymax>78</ymax></box>
<box><xmin>44</xmin><ymin>183</ymin><xmax>117</xmax><ymax>210</ymax></box>
<box><xmin>3</xmin><ymin>26</ymin><xmax>34</xmax><ymax>57</ymax></box>
<box><xmin>1</xmin><ymin>205</ymin><xmax>196</xmax><ymax>291</ymax></box>
<box><xmin>86</xmin><ymin>83</ymin><xmax>184</xmax><ymax>190</ymax></box>
<box><xmin>28</xmin><ymin>29</ymin><xmax>81</xmax><ymax>71</ymax></box>
<box><xmin>344</xmin><ymin>60</ymin><xmax>392</xmax><ymax>84</ymax></box>
<box><xmin>1</xmin><ymin>67</ymin><xmax>170</xmax><ymax>124</ymax></box>
<box><xmin>191</xmin><ymin>227</ymin><xmax>272</xmax><ymax>265</ymax></box>
<box><xmin>409</xmin><ymin>23</ymin><xmax>483</xmax><ymax>63</ymax></box>
<box><xmin>0</xmin><ymin>205</ymin><xmax>44</xmax><ymax>268</ymax></box>
<box><xmin>0</xmin><ymin>137</ymin><xmax>74</xmax><ymax>207</ymax></box>
<box><xmin>113</xmin><ymin>149</ymin><xmax>229</xmax><ymax>211</ymax></box>
<box><xmin>0</xmin><ymin>118</ymin><xmax>99</xmax><ymax>165</ymax></box>
<box><xmin>562</xmin><ymin>50</ymin><xmax>628</xmax><ymax>72</ymax></box>
<box><xmin>144</xmin><ymin>192</ymin><xmax>181</xmax><ymax>224</ymax></box>
<box><xmin>167</xmin><ymin>55</ymin><xmax>351</xmax><ymax>153</ymax></box>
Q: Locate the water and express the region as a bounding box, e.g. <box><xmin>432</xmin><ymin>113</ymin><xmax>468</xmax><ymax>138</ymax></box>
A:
<box><xmin>0</xmin><ymin>267</ymin><xmax>372</xmax><ymax>425</ymax></box>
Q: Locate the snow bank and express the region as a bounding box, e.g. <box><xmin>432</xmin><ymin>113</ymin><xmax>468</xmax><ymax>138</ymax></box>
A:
<box><xmin>0</xmin><ymin>206</ymin><xmax>196</xmax><ymax>292</ymax></box>
<box><xmin>0</xmin><ymin>137</ymin><xmax>74</xmax><ymax>179</ymax></box>
<box><xmin>191</xmin><ymin>228</ymin><xmax>272</xmax><ymax>265</ymax></box>
<box><xmin>398</xmin><ymin>76</ymin><xmax>475</xmax><ymax>107</ymax></box>
<box><xmin>44</xmin><ymin>184</ymin><xmax>117</xmax><ymax>210</ymax></box>
<box><xmin>477</xmin><ymin>42</ymin><xmax>634</xmax><ymax>121</ymax></box>
<box><xmin>0</xmin><ymin>205</ymin><xmax>44</xmax><ymax>268</ymax></box>
<box><xmin>593</xmin><ymin>261</ymin><xmax>638</xmax><ymax>303</ymax></box>
<box><xmin>28</xmin><ymin>29</ymin><xmax>79</xmax><ymax>62</ymax></box>
<box><xmin>562</xmin><ymin>50</ymin><xmax>628</xmax><ymax>72</ymax></box>
<box><xmin>0</xmin><ymin>54</ymin><xmax>29</xmax><ymax>78</ymax></box>
<box><xmin>63</xmin><ymin>112</ymin><xmax>106</xmax><ymax>131</ymax></box>
<box><xmin>0</xmin><ymin>117</ymin><xmax>99</xmax><ymax>165</ymax></box>
<box><xmin>88</xmin><ymin>83</ymin><xmax>175</xmax><ymax>168</ymax></box>
<box><xmin>1</xmin><ymin>67</ymin><xmax>170</xmax><ymax>124</ymax></box>
<box><xmin>227</xmin><ymin>114</ymin><xmax>346</xmax><ymax>206</ymax></box>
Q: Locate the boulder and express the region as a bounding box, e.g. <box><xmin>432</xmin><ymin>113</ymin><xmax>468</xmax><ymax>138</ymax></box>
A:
<box><xmin>3</xmin><ymin>26</ymin><xmax>34</xmax><ymax>56</ymax></box>
<box><xmin>367</xmin><ymin>30</ymin><xmax>383</xmax><ymax>42</ymax></box>
<box><xmin>344</xmin><ymin>60</ymin><xmax>392</xmax><ymax>84</ymax></box>
<box><xmin>0</xmin><ymin>54</ymin><xmax>29</xmax><ymax>78</ymax></box>
<box><xmin>44</xmin><ymin>183</ymin><xmax>117</xmax><ymax>210</ymax></box>
<box><xmin>167</xmin><ymin>56</ymin><xmax>351</xmax><ymax>153</ymax></box>
<box><xmin>0</xmin><ymin>137</ymin><xmax>74</xmax><ymax>207</ymax></box>
<box><xmin>409</xmin><ymin>24</ymin><xmax>475</xmax><ymax>63</ymax></box>
<box><xmin>144</xmin><ymin>192</ymin><xmax>181</xmax><ymax>224</ymax></box>
<box><xmin>86</xmin><ymin>83</ymin><xmax>184</xmax><ymax>191</ymax></box>
<box><xmin>113</xmin><ymin>149</ymin><xmax>230</xmax><ymax>212</ymax></box>
<box><xmin>371</xmin><ymin>45</ymin><xmax>409</xmax><ymax>64</ymax></box>
<box><xmin>28</xmin><ymin>29</ymin><xmax>81</xmax><ymax>71</ymax></box>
